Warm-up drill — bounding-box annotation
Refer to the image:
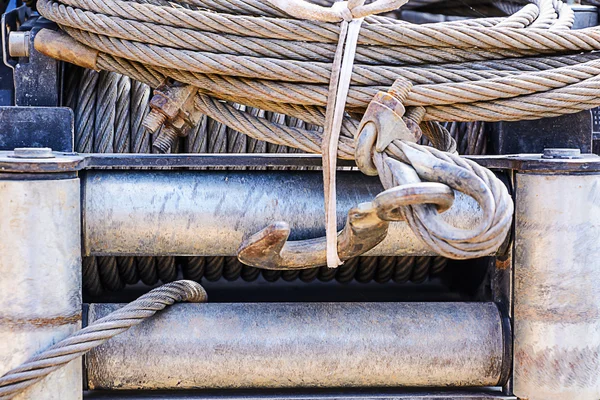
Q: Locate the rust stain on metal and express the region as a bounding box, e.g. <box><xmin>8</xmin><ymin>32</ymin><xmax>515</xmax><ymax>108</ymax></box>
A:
<box><xmin>0</xmin><ymin>313</ymin><xmax>81</xmax><ymax>328</ymax></box>
<box><xmin>495</xmin><ymin>257</ymin><xmax>510</xmax><ymax>270</ymax></box>
<box><xmin>34</xmin><ymin>29</ymin><xmax>99</xmax><ymax>70</ymax></box>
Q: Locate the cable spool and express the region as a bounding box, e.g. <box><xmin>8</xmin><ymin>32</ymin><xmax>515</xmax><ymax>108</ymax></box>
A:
<box><xmin>66</xmin><ymin>67</ymin><xmax>480</xmax><ymax>296</ymax></box>
<box><xmin>60</xmin><ymin>2</ymin><xmax>498</xmax><ymax>294</ymax></box>
<box><xmin>65</xmin><ymin>65</ymin><xmax>462</xmax><ymax>295</ymax></box>
<box><xmin>84</xmin><ymin>255</ymin><xmax>448</xmax><ymax>294</ymax></box>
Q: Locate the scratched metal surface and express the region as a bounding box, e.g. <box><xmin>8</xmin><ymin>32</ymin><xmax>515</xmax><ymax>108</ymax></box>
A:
<box><xmin>83</xmin><ymin>170</ymin><xmax>482</xmax><ymax>257</ymax></box>
<box><xmin>0</xmin><ymin>178</ymin><xmax>82</xmax><ymax>400</ymax></box>
<box><xmin>514</xmin><ymin>173</ymin><xmax>600</xmax><ymax>400</ymax></box>
<box><xmin>86</xmin><ymin>302</ymin><xmax>504</xmax><ymax>390</ymax></box>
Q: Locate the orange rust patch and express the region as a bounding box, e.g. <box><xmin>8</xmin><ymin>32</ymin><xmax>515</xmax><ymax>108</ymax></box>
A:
<box><xmin>496</xmin><ymin>257</ymin><xmax>511</xmax><ymax>270</ymax></box>
<box><xmin>0</xmin><ymin>313</ymin><xmax>81</xmax><ymax>328</ymax></box>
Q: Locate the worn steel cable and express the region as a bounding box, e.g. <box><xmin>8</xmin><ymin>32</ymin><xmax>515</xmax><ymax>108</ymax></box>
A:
<box><xmin>0</xmin><ymin>281</ymin><xmax>207</xmax><ymax>400</ymax></box>
<box><xmin>74</xmin><ymin>69</ymin><xmax>98</xmax><ymax>153</ymax></box>
<box><xmin>36</xmin><ymin>0</ymin><xmax>600</xmax><ymax>122</ymax></box>
<box><xmin>181</xmin><ymin>256</ymin><xmax>448</xmax><ymax>284</ymax></box>
<box><xmin>114</xmin><ymin>74</ymin><xmax>141</xmax><ymax>286</ymax></box>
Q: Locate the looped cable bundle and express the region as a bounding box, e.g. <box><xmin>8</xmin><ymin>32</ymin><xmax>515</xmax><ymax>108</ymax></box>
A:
<box><xmin>33</xmin><ymin>0</ymin><xmax>600</xmax><ymax>263</ymax></box>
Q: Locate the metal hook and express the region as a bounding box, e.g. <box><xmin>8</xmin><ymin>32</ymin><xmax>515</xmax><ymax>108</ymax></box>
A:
<box><xmin>237</xmin><ymin>183</ymin><xmax>454</xmax><ymax>270</ymax></box>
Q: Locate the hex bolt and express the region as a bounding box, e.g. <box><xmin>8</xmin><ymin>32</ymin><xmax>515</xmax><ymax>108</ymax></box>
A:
<box><xmin>143</xmin><ymin>110</ymin><xmax>168</xmax><ymax>134</ymax></box>
<box><xmin>388</xmin><ymin>78</ymin><xmax>413</xmax><ymax>104</ymax></box>
<box><xmin>12</xmin><ymin>147</ymin><xmax>55</xmax><ymax>159</ymax></box>
<box><xmin>542</xmin><ymin>148</ymin><xmax>582</xmax><ymax>159</ymax></box>
<box><xmin>8</xmin><ymin>31</ymin><xmax>30</xmax><ymax>58</ymax></box>
<box><xmin>152</xmin><ymin>126</ymin><xmax>179</xmax><ymax>153</ymax></box>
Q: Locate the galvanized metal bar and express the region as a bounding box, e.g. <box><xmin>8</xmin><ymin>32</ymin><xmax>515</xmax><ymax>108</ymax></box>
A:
<box><xmin>2</xmin><ymin>151</ymin><xmax>600</xmax><ymax>174</ymax></box>
<box><xmin>0</xmin><ymin>177</ymin><xmax>82</xmax><ymax>399</ymax></box>
<box><xmin>513</xmin><ymin>172</ymin><xmax>600</xmax><ymax>400</ymax></box>
<box><xmin>83</xmin><ymin>389</ymin><xmax>517</xmax><ymax>400</ymax></box>
<box><xmin>83</xmin><ymin>170</ymin><xmax>483</xmax><ymax>257</ymax></box>
<box><xmin>86</xmin><ymin>302</ymin><xmax>506</xmax><ymax>390</ymax></box>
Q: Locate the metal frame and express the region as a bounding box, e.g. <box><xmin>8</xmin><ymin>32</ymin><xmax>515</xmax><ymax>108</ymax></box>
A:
<box><xmin>2</xmin><ymin>148</ymin><xmax>600</xmax><ymax>399</ymax></box>
<box><xmin>83</xmin><ymin>389</ymin><xmax>516</xmax><ymax>400</ymax></box>
<box><xmin>1</xmin><ymin>151</ymin><xmax>600</xmax><ymax>173</ymax></box>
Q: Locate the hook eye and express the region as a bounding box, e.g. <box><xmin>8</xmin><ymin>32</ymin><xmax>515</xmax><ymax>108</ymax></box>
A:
<box><xmin>374</xmin><ymin>183</ymin><xmax>455</xmax><ymax>221</ymax></box>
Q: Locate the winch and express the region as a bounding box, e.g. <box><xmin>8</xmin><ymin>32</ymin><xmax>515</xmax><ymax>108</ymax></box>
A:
<box><xmin>1</xmin><ymin>1</ymin><xmax>600</xmax><ymax>399</ymax></box>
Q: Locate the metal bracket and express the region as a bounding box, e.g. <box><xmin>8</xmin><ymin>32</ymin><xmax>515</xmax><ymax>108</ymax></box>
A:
<box><xmin>489</xmin><ymin>111</ymin><xmax>594</xmax><ymax>155</ymax></box>
<box><xmin>1</xmin><ymin>4</ymin><xmax>30</xmax><ymax>70</ymax></box>
<box><xmin>2</xmin><ymin>152</ymin><xmax>600</xmax><ymax>174</ymax></box>
<box><xmin>0</xmin><ymin>106</ymin><xmax>74</xmax><ymax>151</ymax></box>
<box><xmin>13</xmin><ymin>24</ymin><xmax>61</xmax><ymax>106</ymax></box>
<box><xmin>1</xmin><ymin>4</ymin><xmax>30</xmax><ymax>105</ymax></box>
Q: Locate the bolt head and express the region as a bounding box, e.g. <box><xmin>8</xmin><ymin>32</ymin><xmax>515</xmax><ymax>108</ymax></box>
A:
<box><xmin>8</xmin><ymin>31</ymin><xmax>30</xmax><ymax>58</ymax></box>
<box><xmin>542</xmin><ymin>148</ymin><xmax>582</xmax><ymax>159</ymax></box>
<box><xmin>12</xmin><ymin>147</ymin><xmax>55</xmax><ymax>159</ymax></box>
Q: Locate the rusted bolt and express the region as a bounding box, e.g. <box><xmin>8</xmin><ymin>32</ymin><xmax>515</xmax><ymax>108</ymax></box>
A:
<box><xmin>8</xmin><ymin>31</ymin><xmax>30</xmax><ymax>58</ymax></box>
<box><xmin>355</xmin><ymin>78</ymin><xmax>419</xmax><ymax>175</ymax></box>
<box><xmin>152</xmin><ymin>125</ymin><xmax>180</xmax><ymax>153</ymax></box>
<box><xmin>143</xmin><ymin>110</ymin><xmax>168</xmax><ymax>134</ymax></box>
<box><xmin>12</xmin><ymin>147</ymin><xmax>55</xmax><ymax>159</ymax></box>
<box><xmin>142</xmin><ymin>81</ymin><xmax>200</xmax><ymax>152</ymax></box>
<box><xmin>542</xmin><ymin>148</ymin><xmax>582</xmax><ymax>159</ymax></box>
<box><xmin>388</xmin><ymin>78</ymin><xmax>413</xmax><ymax>104</ymax></box>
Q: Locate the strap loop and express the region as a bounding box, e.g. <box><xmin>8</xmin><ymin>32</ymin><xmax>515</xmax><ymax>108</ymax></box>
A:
<box><xmin>265</xmin><ymin>0</ymin><xmax>408</xmax><ymax>22</ymax></box>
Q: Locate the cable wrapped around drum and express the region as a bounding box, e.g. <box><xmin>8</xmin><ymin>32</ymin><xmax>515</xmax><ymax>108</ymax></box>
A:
<box><xmin>33</xmin><ymin>0</ymin><xmax>600</xmax><ymax>261</ymax></box>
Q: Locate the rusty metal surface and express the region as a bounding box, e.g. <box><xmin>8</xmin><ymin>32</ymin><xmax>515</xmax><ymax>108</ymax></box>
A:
<box><xmin>86</xmin><ymin>302</ymin><xmax>505</xmax><ymax>390</ymax></box>
<box><xmin>513</xmin><ymin>173</ymin><xmax>600</xmax><ymax>400</ymax></box>
<box><xmin>144</xmin><ymin>82</ymin><xmax>200</xmax><ymax>153</ymax></box>
<box><xmin>34</xmin><ymin>28</ymin><xmax>99</xmax><ymax>70</ymax></box>
<box><xmin>0</xmin><ymin>178</ymin><xmax>82</xmax><ymax>400</ymax></box>
<box><xmin>83</xmin><ymin>170</ymin><xmax>483</xmax><ymax>257</ymax></box>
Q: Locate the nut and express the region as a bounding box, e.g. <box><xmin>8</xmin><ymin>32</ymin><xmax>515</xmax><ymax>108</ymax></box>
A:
<box><xmin>12</xmin><ymin>147</ymin><xmax>55</xmax><ymax>159</ymax></box>
<box><xmin>542</xmin><ymin>148</ymin><xmax>582</xmax><ymax>159</ymax></box>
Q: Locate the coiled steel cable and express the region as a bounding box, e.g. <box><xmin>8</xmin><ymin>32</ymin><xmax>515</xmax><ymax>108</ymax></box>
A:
<box><xmin>74</xmin><ymin>69</ymin><xmax>98</xmax><ymax>153</ymax></box>
<box><xmin>92</xmin><ymin>71</ymin><xmax>124</xmax><ymax>292</ymax></box>
<box><xmin>131</xmin><ymin>80</ymin><xmax>152</xmax><ymax>154</ymax></box>
<box><xmin>94</xmin><ymin>71</ymin><xmax>117</xmax><ymax>153</ymax></box>
<box><xmin>114</xmin><ymin>75</ymin><xmax>142</xmax><ymax>287</ymax></box>
<box><xmin>82</xmin><ymin>257</ymin><xmax>103</xmax><ymax>296</ymax></box>
<box><xmin>0</xmin><ymin>281</ymin><xmax>207</xmax><ymax>400</ymax></box>
<box><xmin>179</xmin><ymin>256</ymin><xmax>448</xmax><ymax>284</ymax></box>
<box><xmin>85</xmin><ymin>254</ymin><xmax>448</xmax><ymax>292</ymax></box>
<box><xmin>63</xmin><ymin>63</ymin><xmax>81</xmax><ymax>110</ymax></box>
<box><xmin>37</xmin><ymin>0</ymin><xmax>600</xmax><ymax>123</ymax></box>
